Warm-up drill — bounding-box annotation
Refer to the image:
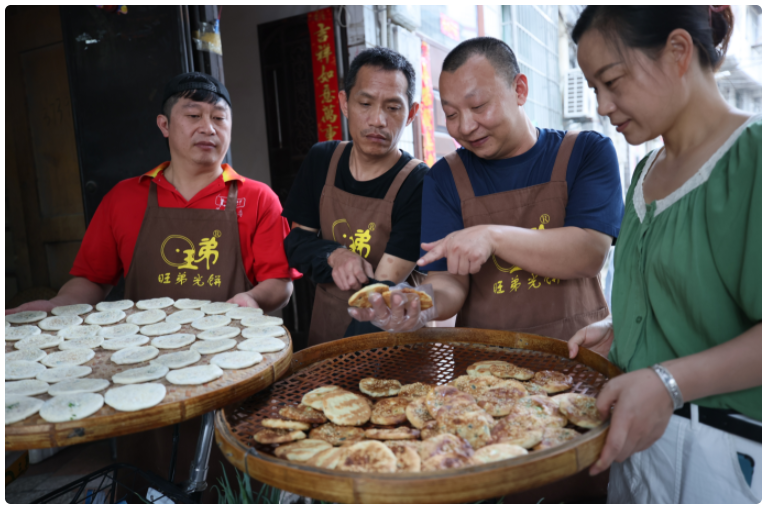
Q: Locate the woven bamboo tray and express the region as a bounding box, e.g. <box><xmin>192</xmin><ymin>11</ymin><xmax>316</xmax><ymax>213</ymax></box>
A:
<box><xmin>214</xmin><ymin>328</ymin><xmax>622</xmax><ymax>504</ymax></box>
<box><xmin>5</xmin><ymin>306</ymin><xmax>292</xmax><ymax>451</ymax></box>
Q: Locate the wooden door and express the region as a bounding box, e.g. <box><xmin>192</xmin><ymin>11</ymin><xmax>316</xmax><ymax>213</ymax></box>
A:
<box><xmin>6</xmin><ymin>6</ymin><xmax>86</xmax><ymax>306</ymax></box>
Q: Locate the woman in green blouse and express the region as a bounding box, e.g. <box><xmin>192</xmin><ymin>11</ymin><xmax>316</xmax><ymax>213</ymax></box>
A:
<box><xmin>569</xmin><ymin>6</ymin><xmax>761</xmax><ymax>503</ymax></box>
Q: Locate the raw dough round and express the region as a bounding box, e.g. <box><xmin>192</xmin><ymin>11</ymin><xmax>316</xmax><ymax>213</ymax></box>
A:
<box><xmin>237</xmin><ymin>337</ymin><xmax>287</xmax><ymax>353</ymax></box>
<box><xmin>241</xmin><ymin>316</ymin><xmax>284</xmax><ymax>327</ymax></box>
<box><xmin>150</xmin><ymin>350</ymin><xmax>201</xmax><ymax>370</ymax></box>
<box><xmin>5</xmin><ymin>311</ymin><xmax>47</xmax><ymax>324</ymax></box>
<box><xmin>105</xmin><ymin>383</ymin><xmax>167</xmax><ymax>412</ymax></box>
<box><xmin>58</xmin><ymin>325</ymin><xmax>102</xmax><ymax>339</ymax></box>
<box><xmin>225</xmin><ymin>307</ymin><xmax>264</xmax><ymax>320</ymax></box>
<box><xmin>99</xmin><ymin>323</ymin><xmax>140</xmax><ymax>339</ymax></box>
<box><xmin>6</xmin><ymin>395</ymin><xmax>44</xmax><ymax>424</ymax></box>
<box><xmin>85</xmin><ymin>310</ymin><xmax>126</xmax><ymax>326</ymax></box>
<box><xmin>51</xmin><ymin>304</ymin><xmax>93</xmax><ymax>316</ymax></box>
<box><xmin>48</xmin><ymin>378</ymin><xmax>110</xmax><ymax>396</ymax></box>
<box><xmin>197</xmin><ymin>326</ymin><xmax>240</xmax><ymax>340</ymax></box>
<box><xmin>210</xmin><ymin>350</ymin><xmax>263</xmax><ymax>370</ymax></box>
<box><xmin>5</xmin><ymin>348</ymin><xmax>46</xmax><ymax>363</ymax></box>
<box><xmin>242</xmin><ymin>325</ymin><xmax>285</xmax><ymax>338</ymax></box>
<box><xmin>166</xmin><ymin>364</ymin><xmax>223</xmax><ymax>385</ymax></box>
<box><xmin>151</xmin><ymin>333</ymin><xmax>196</xmax><ymax>349</ymax></box>
<box><xmin>174</xmin><ymin>299</ymin><xmax>211</xmax><ymax>310</ymax></box>
<box><xmin>36</xmin><ymin>366</ymin><xmax>92</xmax><ymax>383</ymax></box>
<box><xmin>6</xmin><ymin>325</ymin><xmax>43</xmax><ymax>341</ymax></box>
<box><xmin>59</xmin><ymin>336</ymin><xmax>104</xmax><ymax>350</ymax></box>
<box><xmin>200</xmin><ymin>302</ymin><xmax>239</xmax><ymax>315</ymax></box>
<box><xmin>96</xmin><ymin>300</ymin><xmax>135</xmax><ymax>312</ymax></box>
<box><xmin>136</xmin><ymin>297</ymin><xmax>175</xmax><ymax>310</ymax></box>
<box><xmin>110</xmin><ymin>346</ymin><xmax>160</xmax><ymax>365</ymax></box>
<box><xmin>112</xmin><ymin>364</ymin><xmax>170</xmax><ymax>384</ymax></box>
<box><xmin>190</xmin><ymin>338</ymin><xmax>237</xmax><ymax>355</ymax></box>
<box><xmin>15</xmin><ymin>334</ymin><xmax>63</xmax><ymax>350</ymax></box>
<box><xmin>191</xmin><ymin>315</ymin><xmax>231</xmax><ymax>330</ymax></box>
<box><xmin>6</xmin><ymin>361</ymin><xmax>47</xmax><ymax>380</ymax></box>
<box><xmin>6</xmin><ymin>379</ymin><xmax>49</xmax><ymax>397</ymax></box>
<box><xmin>40</xmin><ymin>393</ymin><xmax>104</xmax><ymax>422</ymax></box>
<box><xmin>101</xmin><ymin>336</ymin><xmax>150</xmax><ymax>350</ymax></box>
<box><xmin>41</xmin><ymin>348</ymin><xmax>95</xmax><ymax>368</ymax></box>
<box><xmin>140</xmin><ymin>322</ymin><xmax>181</xmax><ymax>337</ymax></box>
<box><xmin>126</xmin><ymin>309</ymin><xmax>166</xmax><ymax>326</ymax></box>
<box><xmin>165</xmin><ymin>309</ymin><xmax>204</xmax><ymax>325</ymax></box>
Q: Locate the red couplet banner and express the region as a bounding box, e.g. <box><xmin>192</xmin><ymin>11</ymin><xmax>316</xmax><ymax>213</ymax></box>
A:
<box><xmin>308</xmin><ymin>7</ymin><xmax>343</xmax><ymax>142</ymax></box>
<box><xmin>420</xmin><ymin>41</ymin><xmax>437</xmax><ymax>167</ymax></box>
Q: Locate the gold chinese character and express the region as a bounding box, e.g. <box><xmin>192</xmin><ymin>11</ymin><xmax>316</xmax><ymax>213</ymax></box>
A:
<box><xmin>509</xmin><ymin>276</ymin><xmax>521</xmax><ymax>292</ymax></box>
<box><xmin>210</xmin><ymin>275</ymin><xmax>221</xmax><ymax>287</ymax></box>
<box><xmin>315</xmin><ymin>44</ymin><xmax>332</xmax><ymax>64</ymax></box>
<box><xmin>544</xmin><ymin>277</ymin><xmax>560</xmax><ymax>285</ymax></box>
<box><xmin>528</xmin><ymin>273</ymin><xmax>541</xmax><ymax>290</ymax></box>
<box><xmin>193</xmin><ymin>274</ymin><xmax>205</xmax><ymax>287</ymax></box>
<box><xmin>349</xmin><ymin>229</ymin><xmax>372</xmax><ymax>258</ymax></box>
<box><xmin>158</xmin><ymin>273</ymin><xmax>170</xmax><ymax>284</ymax></box>
<box><xmin>176</xmin><ymin>272</ymin><xmax>187</xmax><ymax>285</ymax></box>
<box><xmin>178</xmin><ymin>249</ymin><xmax>198</xmax><ymax>270</ymax></box>
<box><xmin>321</xmin><ymin>104</ymin><xmax>338</xmax><ymax>124</ymax></box>
<box><xmin>195</xmin><ymin>235</ymin><xmax>220</xmax><ymax>270</ymax></box>
<box><xmin>320</xmin><ymin>83</ymin><xmax>334</xmax><ymax>104</ymax></box>
<box><xmin>316</xmin><ymin>23</ymin><xmax>330</xmax><ymax>43</ymax></box>
<box><xmin>317</xmin><ymin>65</ymin><xmax>334</xmax><ymax>84</ymax></box>
<box><xmin>324</xmin><ymin>123</ymin><xmax>338</xmax><ymax>140</ymax></box>
<box><xmin>493</xmin><ymin>281</ymin><xmax>505</xmax><ymax>294</ymax></box>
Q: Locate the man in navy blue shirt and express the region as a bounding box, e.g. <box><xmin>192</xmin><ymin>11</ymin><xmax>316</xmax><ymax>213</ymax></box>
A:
<box><xmin>351</xmin><ymin>37</ymin><xmax>624</xmax><ymax>341</ymax></box>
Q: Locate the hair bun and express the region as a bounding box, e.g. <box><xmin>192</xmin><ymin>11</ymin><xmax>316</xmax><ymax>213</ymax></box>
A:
<box><xmin>710</xmin><ymin>5</ymin><xmax>734</xmax><ymax>50</ymax></box>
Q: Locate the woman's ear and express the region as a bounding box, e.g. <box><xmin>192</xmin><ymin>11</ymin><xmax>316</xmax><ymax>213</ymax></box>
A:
<box><xmin>665</xmin><ymin>28</ymin><xmax>695</xmax><ymax>78</ymax></box>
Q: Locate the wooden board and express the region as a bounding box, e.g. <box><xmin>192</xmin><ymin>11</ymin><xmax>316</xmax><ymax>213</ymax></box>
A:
<box><xmin>5</xmin><ymin>305</ymin><xmax>291</xmax><ymax>450</ymax></box>
<box><xmin>214</xmin><ymin>328</ymin><xmax>622</xmax><ymax>504</ymax></box>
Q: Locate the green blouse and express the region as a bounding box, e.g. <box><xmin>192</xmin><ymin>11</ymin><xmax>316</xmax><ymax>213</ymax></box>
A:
<box><xmin>610</xmin><ymin>115</ymin><xmax>762</xmax><ymax>421</ymax></box>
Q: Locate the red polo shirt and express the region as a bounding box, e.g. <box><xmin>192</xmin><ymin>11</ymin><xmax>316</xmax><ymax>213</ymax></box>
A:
<box><xmin>71</xmin><ymin>163</ymin><xmax>301</xmax><ymax>286</ymax></box>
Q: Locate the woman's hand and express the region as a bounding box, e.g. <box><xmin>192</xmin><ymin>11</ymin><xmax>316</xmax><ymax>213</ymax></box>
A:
<box><xmin>568</xmin><ymin>315</ymin><xmax>614</xmax><ymax>359</ymax></box>
<box><xmin>5</xmin><ymin>300</ymin><xmax>58</xmax><ymax>315</ymax></box>
<box><xmin>589</xmin><ymin>368</ymin><xmax>675</xmax><ymax>475</ymax></box>
<box><xmin>227</xmin><ymin>292</ymin><xmax>261</xmax><ymax>309</ymax></box>
<box><xmin>348</xmin><ymin>292</ymin><xmax>426</xmax><ymax>333</ymax></box>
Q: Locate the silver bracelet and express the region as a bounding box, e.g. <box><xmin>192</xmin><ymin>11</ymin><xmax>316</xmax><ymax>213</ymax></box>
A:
<box><xmin>651</xmin><ymin>364</ymin><xmax>685</xmax><ymax>411</ymax></box>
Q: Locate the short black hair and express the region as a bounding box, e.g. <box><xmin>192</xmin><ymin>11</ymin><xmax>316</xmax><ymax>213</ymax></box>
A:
<box><xmin>161</xmin><ymin>72</ymin><xmax>231</xmax><ymax>121</ymax></box>
<box><xmin>344</xmin><ymin>47</ymin><xmax>416</xmax><ymax>107</ymax></box>
<box><xmin>442</xmin><ymin>37</ymin><xmax>521</xmax><ymax>87</ymax></box>
<box><xmin>161</xmin><ymin>89</ymin><xmax>227</xmax><ymax>121</ymax></box>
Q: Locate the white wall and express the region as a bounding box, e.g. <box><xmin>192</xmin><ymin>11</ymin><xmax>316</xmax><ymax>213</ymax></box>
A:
<box><xmin>220</xmin><ymin>6</ymin><xmax>329</xmax><ymax>186</ymax></box>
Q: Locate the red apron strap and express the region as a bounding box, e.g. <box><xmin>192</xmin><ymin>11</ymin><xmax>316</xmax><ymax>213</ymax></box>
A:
<box><xmin>550</xmin><ymin>131</ymin><xmax>580</xmax><ymax>183</ymax></box>
<box><xmin>445</xmin><ymin>151</ymin><xmax>476</xmax><ymax>203</ymax></box>
<box><xmin>325</xmin><ymin>141</ymin><xmax>350</xmax><ymax>187</ymax></box>
<box><xmin>383</xmin><ymin>158</ymin><xmax>421</xmax><ymax>203</ymax></box>
<box><xmin>225</xmin><ymin>181</ymin><xmax>239</xmax><ymax>213</ymax></box>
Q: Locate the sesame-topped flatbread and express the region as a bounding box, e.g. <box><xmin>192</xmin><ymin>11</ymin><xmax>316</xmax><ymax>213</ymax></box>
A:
<box><xmin>556</xmin><ymin>393</ymin><xmax>603</xmax><ymax>429</ymax></box>
<box><xmin>466</xmin><ymin>360</ymin><xmax>511</xmax><ymax>378</ymax></box>
<box><xmin>532</xmin><ymin>370</ymin><xmax>573</xmax><ymax>394</ymax></box>
<box><xmin>321</xmin><ymin>389</ymin><xmax>372</xmax><ymax>426</ymax></box>
<box><xmin>359</xmin><ymin>377</ymin><xmax>402</xmax><ymax>398</ymax></box>
<box><xmin>279</xmin><ymin>404</ymin><xmax>327</xmax><ymax>424</ymax></box>
<box><xmin>490</xmin><ymin>415</ymin><xmax>545</xmax><ymax>449</ymax></box>
<box><xmin>261</xmin><ymin>418</ymin><xmax>311</xmax><ymax>431</ymax></box>
<box><xmin>370</xmin><ymin>397</ymin><xmax>410</xmax><ymax>426</ymax></box>
<box><xmin>386</xmin><ymin>443</ymin><xmax>422</xmax><ymax>472</ymax></box>
<box><xmin>301</xmin><ymin>386</ymin><xmax>343</xmax><ymax>410</ymax></box>
<box><xmin>421</xmin><ymin>453</ymin><xmax>480</xmax><ymax>471</ymax></box>
<box><xmin>309</xmin><ymin>422</ymin><xmax>366</xmax><ymax>446</ymax></box>
<box><xmin>419</xmin><ymin>434</ymin><xmax>474</xmax><ymax>461</ymax></box>
<box><xmin>335</xmin><ymin>441</ymin><xmax>397</xmax><ymax>473</ymax></box>
<box><xmin>274</xmin><ymin>439</ymin><xmax>331</xmax><ymax>462</ymax></box>
<box><xmin>489</xmin><ymin>362</ymin><xmax>535</xmax><ymax>381</ymax></box>
<box><xmin>304</xmin><ymin>447</ymin><xmax>346</xmax><ymax>470</ymax></box>
<box><xmin>398</xmin><ymin>382</ymin><xmax>435</xmax><ymax>401</ymax></box>
<box><xmin>473</xmin><ymin>443</ymin><xmax>528</xmax><ymax>463</ymax></box>
<box><xmin>405</xmin><ymin>397</ymin><xmax>435</xmax><ymax>429</ymax></box>
<box><xmin>347</xmin><ymin>283</ymin><xmax>390</xmax><ymax>308</ymax></box>
<box><xmin>475</xmin><ymin>382</ymin><xmax>529</xmax><ymax>417</ymax></box>
<box><xmin>381</xmin><ymin>287</ymin><xmax>433</xmax><ymax>310</ymax></box>
<box><xmin>254</xmin><ymin>428</ymin><xmax>306</xmax><ymax>445</ymax></box>
<box><xmin>364</xmin><ymin>427</ymin><xmax>419</xmax><ymax>440</ymax></box>
<box><xmin>532</xmin><ymin>427</ymin><xmax>581</xmax><ymax>451</ymax></box>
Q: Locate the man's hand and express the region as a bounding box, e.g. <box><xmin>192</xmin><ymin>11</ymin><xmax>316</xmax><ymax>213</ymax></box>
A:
<box><xmin>417</xmin><ymin>225</ymin><xmax>496</xmax><ymax>275</ymax></box>
<box><xmin>348</xmin><ymin>292</ymin><xmax>427</xmax><ymax>333</ymax></box>
<box><xmin>328</xmin><ymin>248</ymin><xmax>374</xmax><ymax>291</ymax></box>
<box><xmin>568</xmin><ymin>316</ymin><xmax>614</xmax><ymax>359</ymax></box>
<box><xmin>226</xmin><ymin>292</ymin><xmax>261</xmax><ymax>309</ymax></box>
<box><xmin>5</xmin><ymin>300</ymin><xmax>58</xmax><ymax>316</ymax></box>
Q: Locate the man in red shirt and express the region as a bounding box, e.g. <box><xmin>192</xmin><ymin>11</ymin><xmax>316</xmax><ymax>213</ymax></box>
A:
<box><xmin>7</xmin><ymin>72</ymin><xmax>299</xmax><ymax>314</ymax></box>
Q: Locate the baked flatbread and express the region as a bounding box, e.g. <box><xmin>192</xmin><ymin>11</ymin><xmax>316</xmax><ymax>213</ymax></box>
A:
<box><xmin>126</xmin><ymin>309</ymin><xmax>166</xmax><ymax>326</ymax></box>
<box><xmin>254</xmin><ymin>428</ymin><xmax>306</xmax><ymax>445</ymax></box>
<box><xmin>386</xmin><ymin>443</ymin><xmax>422</xmax><ymax>472</ymax></box>
<box><xmin>347</xmin><ymin>283</ymin><xmax>390</xmax><ymax>308</ymax></box>
<box><xmin>475</xmin><ymin>381</ymin><xmax>529</xmax><ymax>417</ymax></box>
<box><xmin>96</xmin><ymin>300</ymin><xmax>134</xmax><ymax>312</ymax></box>
<box><xmin>190</xmin><ymin>338</ymin><xmax>237</xmax><ymax>355</ymax></box>
<box><xmin>405</xmin><ymin>397</ymin><xmax>435</xmax><ymax>429</ymax></box>
<box><xmin>197</xmin><ymin>326</ymin><xmax>240</xmax><ymax>340</ymax></box>
<box><xmin>398</xmin><ymin>382</ymin><xmax>435</xmax><ymax>401</ymax></box>
<box><xmin>40</xmin><ymin>393</ymin><xmax>104</xmax><ymax>422</ymax></box>
<box><xmin>36</xmin><ymin>366</ymin><xmax>91</xmax><ymax>383</ymax></box>
<box><xmin>102</xmin><ymin>335</ymin><xmax>150</xmax><ymax>350</ymax></box>
<box><xmin>237</xmin><ymin>337</ymin><xmax>287</xmax><ymax>353</ymax></box>
<box><xmin>51</xmin><ymin>304</ymin><xmax>93</xmax><ymax>316</ymax></box>
<box><xmin>41</xmin><ymin>348</ymin><xmax>95</xmax><ymax>368</ymax></box>
<box><xmin>191</xmin><ymin>315</ymin><xmax>231</xmax><ymax>330</ymax></box>
<box><xmin>59</xmin><ymin>336</ymin><xmax>104</xmax><ymax>350</ymax></box>
<box><xmin>225</xmin><ymin>306</ymin><xmax>263</xmax><ymax>319</ymax></box>
<box><xmin>5</xmin><ymin>311</ymin><xmax>47</xmax><ymax>324</ymax></box>
<box><xmin>5</xmin><ymin>379</ymin><xmax>49</xmax><ymax>397</ymax></box>
<box><xmin>6</xmin><ymin>360</ymin><xmax>47</xmax><ymax>380</ymax></box>
<box><xmin>6</xmin><ymin>395</ymin><xmax>44</xmax><ymax>424</ymax></box>
<box><xmin>165</xmin><ymin>364</ymin><xmax>223</xmax><ymax>385</ymax></box>
<box><xmin>140</xmin><ymin>322</ymin><xmax>182</xmax><ymax>337</ymax></box>
<box><xmin>84</xmin><ymin>310</ymin><xmax>125</xmax><ymax>326</ymax></box>
<box><xmin>532</xmin><ymin>370</ymin><xmax>573</xmax><ymax>394</ymax></box>
<box><xmin>381</xmin><ymin>287</ymin><xmax>434</xmax><ymax>310</ymax></box>
<box><xmin>99</xmin><ymin>323</ymin><xmax>140</xmax><ymax>339</ymax></box>
<box><xmin>173</xmin><ymin>298</ymin><xmax>211</xmax><ymax>310</ymax></box>
<box><xmin>274</xmin><ymin>439</ymin><xmax>331</xmax><ymax>462</ymax></box>
<box><xmin>261</xmin><ymin>418</ymin><xmax>310</xmax><ymax>431</ymax></box>
<box><xmin>241</xmin><ymin>325</ymin><xmax>285</xmax><ymax>338</ymax></box>
<box><xmin>489</xmin><ymin>362</ymin><xmax>535</xmax><ymax>381</ymax></box>
<box><xmin>150</xmin><ymin>350</ymin><xmax>201</xmax><ymax>369</ymax></box>
<box><xmin>15</xmin><ymin>334</ymin><xmax>63</xmax><ymax>350</ymax></box>
<box><xmin>490</xmin><ymin>415</ymin><xmax>545</xmax><ymax>449</ymax></box>
<box><xmin>58</xmin><ymin>325</ymin><xmax>102</xmax><ymax>339</ymax></box>
<box><xmin>200</xmin><ymin>302</ymin><xmax>239</xmax><ymax>315</ymax></box>
<box><xmin>335</xmin><ymin>441</ymin><xmax>397</xmax><ymax>473</ymax></box>
<box><xmin>110</xmin><ymin>346</ymin><xmax>160</xmax><ymax>365</ymax></box>
<box><xmin>365</xmin><ymin>427</ymin><xmax>419</xmax><ymax>440</ymax></box>
<box><xmin>279</xmin><ymin>404</ymin><xmax>327</xmax><ymax>425</ymax></box>
<box><xmin>305</xmin><ymin>447</ymin><xmax>345</xmax><ymax>469</ymax></box>
<box><xmin>450</xmin><ymin>374</ymin><xmax>505</xmax><ymax>397</ymax></box>
<box><xmin>6</xmin><ymin>325</ymin><xmax>42</xmax><ymax>341</ymax></box>
<box><xmin>321</xmin><ymin>389</ymin><xmax>372</xmax><ymax>426</ymax></box>
<box><xmin>165</xmin><ymin>309</ymin><xmax>205</xmax><ymax>325</ymax></box>
<box><xmin>301</xmin><ymin>386</ymin><xmax>342</xmax><ymax>410</ymax></box>
<box><xmin>556</xmin><ymin>393</ymin><xmax>603</xmax><ymax>428</ymax></box>
<box><xmin>104</xmin><ymin>383</ymin><xmax>167</xmax><ymax>412</ymax></box>
<box><xmin>421</xmin><ymin>453</ymin><xmax>480</xmax><ymax>471</ymax></box>
<box><xmin>5</xmin><ymin>348</ymin><xmax>46</xmax><ymax>363</ymax></box>
<box><xmin>466</xmin><ymin>360</ymin><xmax>511</xmax><ymax>378</ymax></box>
<box><xmin>48</xmin><ymin>378</ymin><xmax>110</xmax><ymax>396</ymax></box>
<box><xmin>359</xmin><ymin>377</ymin><xmax>401</xmax><ymax>398</ymax></box>
<box><xmin>112</xmin><ymin>364</ymin><xmax>170</xmax><ymax>384</ymax></box>
<box><xmin>136</xmin><ymin>297</ymin><xmax>174</xmax><ymax>310</ymax></box>
<box><xmin>210</xmin><ymin>350</ymin><xmax>263</xmax><ymax>370</ymax></box>
<box><xmin>472</xmin><ymin>443</ymin><xmax>528</xmax><ymax>464</ymax></box>
<box><xmin>533</xmin><ymin>427</ymin><xmax>581</xmax><ymax>451</ymax></box>
<box><xmin>309</xmin><ymin>422</ymin><xmax>366</xmax><ymax>446</ymax></box>
<box><xmin>419</xmin><ymin>434</ymin><xmax>474</xmax><ymax>461</ymax></box>
<box><xmin>151</xmin><ymin>333</ymin><xmax>196</xmax><ymax>349</ymax></box>
<box><xmin>370</xmin><ymin>397</ymin><xmax>409</xmax><ymax>425</ymax></box>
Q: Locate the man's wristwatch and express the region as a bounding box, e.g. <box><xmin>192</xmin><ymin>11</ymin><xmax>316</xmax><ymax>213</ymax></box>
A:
<box><xmin>651</xmin><ymin>364</ymin><xmax>684</xmax><ymax>410</ymax></box>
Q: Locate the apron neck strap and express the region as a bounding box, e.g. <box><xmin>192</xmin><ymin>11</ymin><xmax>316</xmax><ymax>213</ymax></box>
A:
<box><xmin>383</xmin><ymin>158</ymin><xmax>421</xmax><ymax>203</ymax></box>
<box><xmin>445</xmin><ymin>151</ymin><xmax>476</xmax><ymax>202</ymax></box>
<box><xmin>225</xmin><ymin>181</ymin><xmax>239</xmax><ymax>213</ymax></box>
<box><xmin>551</xmin><ymin>131</ymin><xmax>579</xmax><ymax>182</ymax></box>
<box><xmin>325</xmin><ymin>141</ymin><xmax>351</xmax><ymax>187</ymax></box>
<box><xmin>148</xmin><ymin>180</ymin><xmax>160</xmax><ymax>208</ymax></box>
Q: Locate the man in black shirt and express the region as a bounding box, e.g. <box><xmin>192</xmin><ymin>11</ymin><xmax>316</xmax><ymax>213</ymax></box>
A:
<box><xmin>282</xmin><ymin>47</ymin><xmax>429</xmax><ymax>345</ymax></box>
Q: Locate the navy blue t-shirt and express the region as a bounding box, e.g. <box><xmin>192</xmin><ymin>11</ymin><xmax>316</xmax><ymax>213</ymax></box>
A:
<box><xmin>420</xmin><ymin>128</ymin><xmax>624</xmax><ymax>272</ymax></box>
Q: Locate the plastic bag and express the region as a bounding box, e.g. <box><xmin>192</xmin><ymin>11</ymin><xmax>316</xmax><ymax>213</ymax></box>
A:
<box><xmin>348</xmin><ymin>282</ymin><xmax>436</xmax><ymax>334</ymax></box>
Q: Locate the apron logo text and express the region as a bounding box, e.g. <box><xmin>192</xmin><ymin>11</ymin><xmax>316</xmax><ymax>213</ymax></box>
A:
<box><xmin>161</xmin><ymin>231</ymin><xmax>222</xmax><ymax>270</ymax></box>
<box><xmin>332</xmin><ymin>219</ymin><xmax>376</xmax><ymax>259</ymax></box>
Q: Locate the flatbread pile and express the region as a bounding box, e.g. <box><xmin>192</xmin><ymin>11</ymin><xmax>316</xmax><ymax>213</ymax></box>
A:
<box><xmin>348</xmin><ymin>284</ymin><xmax>433</xmax><ymax>310</ymax></box>
<box><xmin>258</xmin><ymin>361</ymin><xmax>601</xmax><ymax>473</ymax></box>
<box><xmin>5</xmin><ymin>298</ymin><xmax>290</xmax><ymax>426</ymax></box>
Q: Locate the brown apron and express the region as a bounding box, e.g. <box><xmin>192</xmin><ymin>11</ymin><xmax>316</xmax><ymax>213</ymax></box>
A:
<box><xmin>308</xmin><ymin>141</ymin><xmax>422</xmax><ymax>346</ymax></box>
<box><xmin>125</xmin><ymin>179</ymin><xmax>253</xmax><ymax>301</ymax></box>
<box><xmin>447</xmin><ymin>131</ymin><xmax>609</xmax><ymax>341</ymax></box>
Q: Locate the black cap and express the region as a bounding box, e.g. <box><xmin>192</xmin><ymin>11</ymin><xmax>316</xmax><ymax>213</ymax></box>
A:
<box><xmin>161</xmin><ymin>72</ymin><xmax>232</xmax><ymax>112</ymax></box>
